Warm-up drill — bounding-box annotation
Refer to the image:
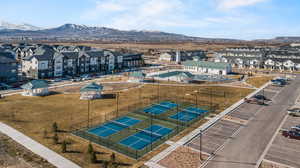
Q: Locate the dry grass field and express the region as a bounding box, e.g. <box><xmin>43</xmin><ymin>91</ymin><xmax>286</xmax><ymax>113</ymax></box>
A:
<box><xmin>50</xmin><ymin>42</ymin><xmax>251</xmax><ymax>52</ymax></box>
<box><xmin>0</xmin><ymin>83</ymin><xmax>253</xmax><ymax>168</ymax></box>
<box><xmin>246</xmin><ymin>76</ymin><xmax>275</xmax><ymax>88</ymax></box>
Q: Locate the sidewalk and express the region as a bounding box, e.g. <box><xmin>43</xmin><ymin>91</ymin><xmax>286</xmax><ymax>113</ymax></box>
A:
<box><xmin>0</xmin><ymin>122</ymin><xmax>81</xmax><ymax>168</ymax></box>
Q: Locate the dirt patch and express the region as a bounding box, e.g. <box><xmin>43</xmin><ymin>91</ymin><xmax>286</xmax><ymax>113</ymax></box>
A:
<box><xmin>158</xmin><ymin>146</ymin><xmax>209</xmax><ymax>168</ymax></box>
<box><xmin>0</xmin><ymin>133</ymin><xmax>54</xmax><ymax>168</ymax></box>
<box><xmin>260</xmin><ymin>160</ymin><xmax>290</xmax><ymax>168</ymax></box>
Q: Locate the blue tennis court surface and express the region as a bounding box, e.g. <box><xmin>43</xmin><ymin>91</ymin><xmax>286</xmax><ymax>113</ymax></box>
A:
<box><xmin>143</xmin><ymin>101</ymin><xmax>177</xmax><ymax>115</ymax></box>
<box><xmin>169</xmin><ymin>107</ymin><xmax>208</xmax><ymax>122</ymax></box>
<box><xmin>88</xmin><ymin>116</ymin><xmax>140</xmax><ymax>138</ymax></box>
<box><xmin>119</xmin><ymin>125</ymin><xmax>172</xmax><ymax>150</ymax></box>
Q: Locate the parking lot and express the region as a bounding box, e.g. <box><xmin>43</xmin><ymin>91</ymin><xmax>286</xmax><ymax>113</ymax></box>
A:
<box><xmin>187</xmin><ymin>120</ymin><xmax>242</xmax><ymax>154</ymax></box>
<box><xmin>228</xmin><ymin>90</ymin><xmax>277</xmax><ymax>121</ymax></box>
<box><xmin>186</xmin><ymin>83</ymin><xmax>284</xmax><ymax>161</ymax></box>
<box><xmin>264</xmin><ymin>115</ymin><xmax>300</xmax><ymax>168</ymax></box>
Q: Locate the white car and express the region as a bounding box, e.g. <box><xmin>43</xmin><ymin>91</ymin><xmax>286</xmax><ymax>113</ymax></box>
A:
<box><xmin>287</xmin><ymin>108</ymin><xmax>300</xmax><ymax>117</ymax></box>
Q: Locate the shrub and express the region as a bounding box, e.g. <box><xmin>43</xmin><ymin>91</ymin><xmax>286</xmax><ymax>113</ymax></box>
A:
<box><xmin>88</xmin><ymin>143</ymin><xmax>94</xmax><ymax>154</ymax></box>
<box><xmin>90</xmin><ymin>151</ymin><xmax>97</xmax><ymax>163</ymax></box>
<box><xmin>61</xmin><ymin>140</ymin><xmax>67</xmax><ymax>153</ymax></box>
<box><xmin>52</xmin><ymin>122</ymin><xmax>58</xmax><ymax>132</ymax></box>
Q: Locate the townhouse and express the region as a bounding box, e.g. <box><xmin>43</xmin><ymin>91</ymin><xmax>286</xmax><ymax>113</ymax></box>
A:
<box><xmin>0</xmin><ymin>52</ymin><xmax>18</xmax><ymax>83</ymax></box>
<box><xmin>21</xmin><ymin>46</ymin><xmax>144</xmax><ymax>79</ymax></box>
<box><xmin>159</xmin><ymin>50</ymin><xmax>207</xmax><ymax>63</ymax></box>
<box><xmin>216</xmin><ymin>45</ymin><xmax>300</xmax><ymax>71</ymax></box>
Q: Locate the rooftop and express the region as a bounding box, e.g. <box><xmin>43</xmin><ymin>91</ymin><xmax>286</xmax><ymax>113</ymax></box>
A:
<box><xmin>21</xmin><ymin>80</ymin><xmax>49</xmax><ymax>90</ymax></box>
<box><xmin>183</xmin><ymin>61</ymin><xmax>231</xmax><ymax>69</ymax></box>
<box><xmin>80</xmin><ymin>82</ymin><xmax>103</xmax><ymax>92</ymax></box>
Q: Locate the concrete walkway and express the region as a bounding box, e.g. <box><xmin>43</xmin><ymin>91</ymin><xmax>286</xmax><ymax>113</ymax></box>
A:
<box><xmin>0</xmin><ymin>122</ymin><xmax>81</xmax><ymax>168</ymax></box>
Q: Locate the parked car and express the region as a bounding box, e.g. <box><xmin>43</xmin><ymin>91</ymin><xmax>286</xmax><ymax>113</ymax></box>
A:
<box><xmin>244</xmin><ymin>98</ymin><xmax>266</xmax><ymax>105</ymax></box>
<box><xmin>291</xmin><ymin>126</ymin><xmax>300</xmax><ymax>132</ymax></box>
<box><xmin>271</xmin><ymin>80</ymin><xmax>285</xmax><ymax>87</ymax></box>
<box><xmin>0</xmin><ymin>83</ymin><xmax>12</xmax><ymax>90</ymax></box>
<box><xmin>71</xmin><ymin>78</ymin><xmax>82</xmax><ymax>82</ymax></box>
<box><xmin>282</xmin><ymin>129</ymin><xmax>300</xmax><ymax>140</ymax></box>
<box><xmin>81</xmin><ymin>74</ymin><xmax>92</xmax><ymax>81</ymax></box>
<box><xmin>287</xmin><ymin>108</ymin><xmax>300</xmax><ymax>117</ymax></box>
<box><xmin>254</xmin><ymin>94</ymin><xmax>270</xmax><ymax>101</ymax></box>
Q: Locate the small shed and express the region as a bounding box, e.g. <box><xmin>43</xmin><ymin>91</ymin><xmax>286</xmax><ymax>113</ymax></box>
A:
<box><xmin>128</xmin><ymin>71</ymin><xmax>146</xmax><ymax>82</ymax></box>
<box><xmin>21</xmin><ymin>80</ymin><xmax>49</xmax><ymax>96</ymax></box>
<box><xmin>80</xmin><ymin>82</ymin><xmax>103</xmax><ymax>100</ymax></box>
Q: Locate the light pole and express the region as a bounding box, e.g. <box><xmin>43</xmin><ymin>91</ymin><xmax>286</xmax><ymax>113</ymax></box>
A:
<box><xmin>116</xmin><ymin>92</ymin><xmax>119</xmax><ymax>117</ymax></box>
<box><xmin>210</xmin><ymin>88</ymin><xmax>213</xmax><ymax>111</ymax></box>
<box><xmin>199</xmin><ymin>129</ymin><xmax>203</xmax><ymax>160</ymax></box>
<box><xmin>193</xmin><ymin>90</ymin><xmax>199</xmax><ymax>108</ymax></box>
<box><xmin>157</xmin><ymin>80</ymin><xmax>160</xmax><ymax>103</ymax></box>
<box><xmin>87</xmin><ymin>99</ymin><xmax>90</xmax><ymax>128</ymax></box>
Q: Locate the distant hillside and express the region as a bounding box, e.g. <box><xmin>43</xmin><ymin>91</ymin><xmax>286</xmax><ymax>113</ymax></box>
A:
<box><xmin>0</xmin><ymin>23</ymin><xmax>242</xmax><ymax>43</ymax></box>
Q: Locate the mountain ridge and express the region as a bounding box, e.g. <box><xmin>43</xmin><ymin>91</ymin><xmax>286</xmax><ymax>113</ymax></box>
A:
<box><xmin>0</xmin><ymin>23</ymin><xmax>299</xmax><ymax>43</ymax></box>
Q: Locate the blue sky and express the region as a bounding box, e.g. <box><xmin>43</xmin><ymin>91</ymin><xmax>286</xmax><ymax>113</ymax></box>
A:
<box><xmin>0</xmin><ymin>0</ymin><xmax>299</xmax><ymax>40</ymax></box>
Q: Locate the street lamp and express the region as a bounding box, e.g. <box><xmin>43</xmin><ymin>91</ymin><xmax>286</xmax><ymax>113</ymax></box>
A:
<box><xmin>87</xmin><ymin>99</ymin><xmax>90</xmax><ymax>128</ymax></box>
<box><xmin>116</xmin><ymin>92</ymin><xmax>119</xmax><ymax>117</ymax></box>
<box><xmin>199</xmin><ymin>129</ymin><xmax>203</xmax><ymax>161</ymax></box>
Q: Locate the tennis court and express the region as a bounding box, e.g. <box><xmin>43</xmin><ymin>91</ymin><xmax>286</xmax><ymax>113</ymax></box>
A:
<box><xmin>119</xmin><ymin>125</ymin><xmax>173</xmax><ymax>150</ymax></box>
<box><xmin>169</xmin><ymin>107</ymin><xmax>208</xmax><ymax>122</ymax></box>
<box><xmin>143</xmin><ymin>101</ymin><xmax>177</xmax><ymax>115</ymax></box>
<box><xmin>88</xmin><ymin>116</ymin><xmax>140</xmax><ymax>138</ymax></box>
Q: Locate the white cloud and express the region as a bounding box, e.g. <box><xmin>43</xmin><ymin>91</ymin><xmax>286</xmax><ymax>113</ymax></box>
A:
<box><xmin>216</xmin><ymin>0</ymin><xmax>268</xmax><ymax>10</ymax></box>
<box><xmin>81</xmin><ymin>0</ymin><xmax>191</xmax><ymax>29</ymax></box>
<box><xmin>80</xmin><ymin>0</ymin><xmax>259</xmax><ymax>32</ymax></box>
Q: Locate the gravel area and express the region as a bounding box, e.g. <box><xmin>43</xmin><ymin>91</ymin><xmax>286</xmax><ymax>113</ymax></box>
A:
<box><xmin>158</xmin><ymin>146</ymin><xmax>208</xmax><ymax>168</ymax></box>
<box><xmin>0</xmin><ymin>133</ymin><xmax>55</xmax><ymax>168</ymax></box>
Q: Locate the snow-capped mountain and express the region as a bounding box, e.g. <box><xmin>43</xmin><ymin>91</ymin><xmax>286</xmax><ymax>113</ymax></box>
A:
<box><xmin>0</xmin><ymin>21</ymin><xmax>42</xmax><ymax>31</ymax></box>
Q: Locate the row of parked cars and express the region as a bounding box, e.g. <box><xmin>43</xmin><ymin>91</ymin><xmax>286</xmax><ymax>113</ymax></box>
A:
<box><xmin>282</xmin><ymin>125</ymin><xmax>300</xmax><ymax>140</ymax></box>
<box><xmin>49</xmin><ymin>74</ymin><xmax>95</xmax><ymax>84</ymax></box>
<box><xmin>271</xmin><ymin>77</ymin><xmax>291</xmax><ymax>86</ymax></box>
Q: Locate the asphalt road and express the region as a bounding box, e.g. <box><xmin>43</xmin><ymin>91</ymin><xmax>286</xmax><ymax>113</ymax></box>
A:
<box><xmin>204</xmin><ymin>77</ymin><xmax>300</xmax><ymax>168</ymax></box>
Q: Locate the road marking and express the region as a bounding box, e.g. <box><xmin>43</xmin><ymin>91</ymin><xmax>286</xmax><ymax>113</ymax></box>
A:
<box><xmin>254</xmin><ymin>114</ymin><xmax>289</xmax><ymax>168</ymax></box>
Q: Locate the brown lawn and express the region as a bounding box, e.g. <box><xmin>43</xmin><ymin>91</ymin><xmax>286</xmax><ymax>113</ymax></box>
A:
<box><xmin>246</xmin><ymin>76</ymin><xmax>274</xmax><ymax>88</ymax></box>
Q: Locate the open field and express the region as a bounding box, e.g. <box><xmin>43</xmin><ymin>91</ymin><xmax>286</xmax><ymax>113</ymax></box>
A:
<box><xmin>0</xmin><ymin>83</ymin><xmax>253</xmax><ymax>168</ymax></box>
<box><xmin>246</xmin><ymin>76</ymin><xmax>275</xmax><ymax>88</ymax></box>
<box><xmin>50</xmin><ymin>42</ymin><xmax>246</xmax><ymax>51</ymax></box>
